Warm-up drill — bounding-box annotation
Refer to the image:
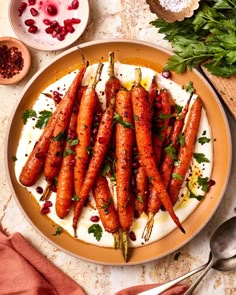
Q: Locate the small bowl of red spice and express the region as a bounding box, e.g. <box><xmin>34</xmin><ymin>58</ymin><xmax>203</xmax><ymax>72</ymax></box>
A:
<box><xmin>0</xmin><ymin>37</ymin><xmax>31</xmax><ymax>85</ymax></box>
<box><xmin>8</xmin><ymin>0</ymin><xmax>89</xmax><ymax>51</ymax></box>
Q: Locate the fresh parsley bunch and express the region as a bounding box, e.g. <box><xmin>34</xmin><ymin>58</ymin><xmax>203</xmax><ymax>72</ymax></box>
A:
<box><xmin>151</xmin><ymin>0</ymin><xmax>236</xmax><ymax>77</ymax></box>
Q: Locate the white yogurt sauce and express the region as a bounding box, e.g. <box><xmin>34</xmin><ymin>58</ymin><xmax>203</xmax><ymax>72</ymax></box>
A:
<box><xmin>15</xmin><ymin>62</ymin><xmax>213</xmax><ymax>248</ymax></box>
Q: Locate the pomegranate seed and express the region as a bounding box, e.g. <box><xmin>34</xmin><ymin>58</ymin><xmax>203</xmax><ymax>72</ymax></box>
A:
<box><xmin>35</xmin><ymin>152</ymin><xmax>45</xmax><ymax>159</ymax></box>
<box><xmin>43</xmin><ymin>200</ymin><xmax>53</xmax><ymax>208</ymax></box>
<box><xmin>71</xmin><ymin>0</ymin><xmax>79</xmax><ymax>9</ymax></box>
<box><xmin>30</xmin><ymin>7</ymin><xmax>39</xmax><ymax>16</ymax></box>
<box><xmin>69</xmin><ymin>159</ymin><xmax>75</xmax><ymax>166</ymax></box>
<box><xmin>57</xmin><ymin>34</ymin><xmax>65</xmax><ymax>41</ymax></box>
<box><xmin>45</xmin><ymin>26</ymin><xmax>54</xmax><ymax>34</ymax></box>
<box><xmin>51</xmin><ymin>185</ymin><xmax>57</xmax><ymax>193</ymax></box>
<box><xmin>28</xmin><ymin>0</ymin><xmax>36</xmax><ymax>5</ymax></box>
<box><xmin>36</xmin><ymin>186</ymin><xmax>43</xmax><ymax>194</ymax></box>
<box><xmin>25</xmin><ymin>19</ymin><xmax>35</xmax><ymax>26</ymax></box>
<box><xmin>61</xmin><ymin>27</ymin><xmax>68</xmax><ymax>37</ymax></box>
<box><xmin>161</xmin><ymin>70</ymin><xmax>171</xmax><ymax>79</ymax></box>
<box><xmin>72</xmin><ymin>18</ymin><xmax>81</xmax><ymax>24</ymax></box>
<box><xmin>50</xmin><ymin>20</ymin><xmax>58</xmax><ymax>27</ymax></box>
<box><xmin>43</xmin><ymin>19</ymin><xmax>51</xmax><ymax>25</ymax></box>
<box><xmin>66</xmin><ymin>25</ymin><xmax>75</xmax><ymax>33</ymax></box>
<box><xmin>67</xmin><ymin>5</ymin><xmax>72</xmax><ymax>10</ymax></box>
<box><xmin>18</xmin><ymin>2</ymin><xmax>27</xmax><ymax>16</ymax></box>
<box><xmin>52</xmin><ymin>31</ymin><xmax>57</xmax><ymax>38</ymax></box>
<box><xmin>28</xmin><ymin>25</ymin><xmax>38</xmax><ymax>33</ymax></box>
<box><xmin>54</xmin><ymin>25</ymin><xmax>62</xmax><ymax>33</ymax></box>
<box><xmin>41</xmin><ymin>207</ymin><xmax>50</xmax><ymax>214</ymax></box>
<box><xmin>64</xmin><ymin>19</ymin><xmax>73</xmax><ymax>26</ymax></box>
<box><xmin>90</xmin><ymin>215</ymin><xmax>99</xmax><ymax>222</ymax></box>
<box><xmin>46</xmin><ymin>4</ymin><xmax>57</xmax><ymax>16</ymax></box>
<box><xmin>129</xmin><ymin>231</ymin><xmax>136</xmax><ymax>241</ymax></box>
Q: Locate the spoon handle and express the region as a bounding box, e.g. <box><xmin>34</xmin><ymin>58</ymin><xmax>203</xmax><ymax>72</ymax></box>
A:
<box><xmin>183</xmin><ymin>255</ymin><xmax>215</xmax><ymax>295</ymax></box>
<box><xmin>137</xmin><ymin>263</ymin><xmax>207</xmax><ymax>295</ymax></box>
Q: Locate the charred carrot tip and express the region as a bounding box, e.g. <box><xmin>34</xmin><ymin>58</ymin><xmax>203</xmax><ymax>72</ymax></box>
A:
<box><xmin>180</xmin><ymin>226</ymin><xmax>186</xmax><ymax>234</ymax></box>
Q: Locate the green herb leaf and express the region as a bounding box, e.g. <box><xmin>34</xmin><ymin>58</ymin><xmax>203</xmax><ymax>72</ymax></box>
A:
<box><xmin>172</xmin><ymin>173</ymin><xmax>183</xmax><ymax>180</ymax></box>
<box><xmin>194</xmin><ymin>152</ymin><xmax>210</xmax><ymax>163</ymax></box>
<box><xmin>165</xmin><ymin>143</ymin><xmax>177</xmax><ymax>159</ymax></box>
<box><xmin>197</xmin><ymin>176</ymin><xmax>210</xmax><ymax>192</ymax></box>
<box><xmin>177</xmin><ymin>133</ymin><xmax>185</xmax><ymax>146</ymax></box>
<box><xmin>114</xmin><ymin>112</ymin><xmax>134</xmax><ymax>129</ymax></box>
<box><xmin>137</xmin><ymin>195</ymin><xmax>144</xmax><ymax>204</ymax></box>
<box><xmin>198</xmin><ymin>136</ymin><xmax>211</xmax><ymax>145</ymax></box>
<box><xmin>63</xmin><ymin>148</ymin><xmax>76</xmax><ymax>157</ymax></box>
<box><xmin>52</xmin><ymin>130</ymin><xmax>67</xmax><ymax>141</ymax></box>
<box><xmin>35</xmin><ymin>110</ymin><xmax>52</xmax><ymax>129</ymax></box>
<box><xmin>52</xmin><ymin>226</ymin><xmax>63</xmax><ymax>236</ymax></box>
<box><xmin>88</xmin><ymin>224</ymin><xmax>103</xmax><ymax>241</ymax></box>
<box><xmin>12</xmin><ymin>155</ymin><xmax>17</xmax><ymax>162</ymax></box>
<box><xmin>72</xmin><ymin>194</ymin><xmax>80</xmax><ymax>201</ymax></box>
<box><xmin>150</xmin><ymin>1</ymin><xmax>236</xmax><ymax>78</ymax></box>
<box><xmin>22</xmin><ymin>109</ymin><xmax>37</xmax><ymax>124</ymax></box>
<box><xmin>68</xmin><ymin>138</ymin><xmax>79</xmax><ymax>146</ymax></box>
<box><xmin>186</xmin><ymin>182</ymin><xmax>204</xmax><ymax>201</ymax></box>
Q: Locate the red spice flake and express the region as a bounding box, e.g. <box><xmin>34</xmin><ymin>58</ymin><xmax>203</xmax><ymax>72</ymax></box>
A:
<box><xmin>0</xmin><ymin>45</ymin><xmax>24</xmax><ymax>79</ymax></box>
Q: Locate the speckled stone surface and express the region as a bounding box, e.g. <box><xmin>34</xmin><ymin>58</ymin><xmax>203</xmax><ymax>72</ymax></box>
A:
<box><xmin>0</xmin><ymin>1</ymin><xmax>236</xmax><ymax>294</ymax></box>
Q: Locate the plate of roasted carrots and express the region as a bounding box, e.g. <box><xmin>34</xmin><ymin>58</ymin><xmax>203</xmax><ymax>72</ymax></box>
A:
<box><xmin>5</xmin><ymin>39</ymin><xmax>231</xmax><ymax>265</ymax></box>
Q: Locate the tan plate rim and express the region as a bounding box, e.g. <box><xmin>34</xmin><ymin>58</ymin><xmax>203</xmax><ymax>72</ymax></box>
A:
<box><xmin>5</xmin><ymin>39</ymin><xmax>232</xmax><ymax>265</ymax></box>
<box><xmin>0</xmin><ymin>36</ymin><xmax>31</xmax><ymax>85</ymax></box>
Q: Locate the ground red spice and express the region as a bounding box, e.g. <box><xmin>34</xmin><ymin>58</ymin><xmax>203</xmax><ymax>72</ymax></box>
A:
<box><xmin>0</xmin><ymin>45</ymin><xmax>24</xmax><ymax>79</ymax></box>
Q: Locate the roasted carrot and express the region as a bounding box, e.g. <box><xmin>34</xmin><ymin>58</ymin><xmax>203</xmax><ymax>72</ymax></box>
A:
<box><xmin>115</xmin><ymin>87</ymin><xmax>134</xmax><ymax>262</ymax></box>
<box><xmin>92</xmin><ymin>173</ymin><xmax>120</xmax><ymax>249</ymax></box>
<box><xmin>131</xmin><ymin>68</ymin><xmax>185</xmax><ymax>235</ymax></box>
<box><xmin>168</xmin><ymin>97</ymin><xmax>202</xmax><ymax>205</ymax></box>
<box><xmin>55</xmin><ymin>96</ymin><xmax>81</xmax><ymax>218</ymax></box>
<box><xmin>160</xmin><ymin>97</ymin><xmax>191</xmax><ymax>189</ymax></box>
<box><xmin>134</xmin><ymin>162</ymin><xmax>149</xmax><ymax>218</ymax></box>
<box><xmin>73</xmin><ymin>63</ymin><xmax>104</xmax><ymax>200</ymax></box>
<box><xmin>73</xmin><ymin>92</ymin><xmax>116</xmax><ymax>235</ymax></box>
<box><xmin>73</xmin><ymin>55</ymin><xmax>119</xmax><ymax>235</ymax></box>
<box><xmin>152</xmin><ymin>90</ymin><xmax>172</xmax><ymax>166</ymax></box>
<box><xmin>105</xmin><ymin>52</ymin><xmax>121</xmax><ymax>106</ymax></box>
<box><xmin>19</xmin><ymin>62</ymin><xmax>87</xmax><ymax>187</ymax></box>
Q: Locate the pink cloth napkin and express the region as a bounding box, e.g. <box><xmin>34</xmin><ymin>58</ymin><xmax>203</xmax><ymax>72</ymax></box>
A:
<box><xmin>0</xmin><ymin>225</ymin><xmax>188</xmax><ymax>295</ymax></box>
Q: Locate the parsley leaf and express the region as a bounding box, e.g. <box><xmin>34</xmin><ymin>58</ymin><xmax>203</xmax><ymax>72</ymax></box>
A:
<box><xmin>114</xmin><ymin>112</ymin><xmax>134</xmax><ymax>129</ymax></box>
<box><xmin>150</xmin><ymin>1</ymin><xmax>236</xmax><ymax>77</ymax></box>
<box><xmin>194</xmin><ymin>152</ymin><xmax>210</xmax><ymax>163</ymax></box>
<box><xmin>22</xmin><ymin>109</ymin><xmax>37</xmax><ymax>124</ymax></box>
<box><xmin>198</xmin><ymin>136</ymin><xmax>211</xmax><ymax>145</ymax></box>
<box><xmin>35</xmin><ymin>110</ymin><xmax>52</xmax><ymax>129</ymax></box>
<box><xmin>52</xmin><ymin>226</ymin><xmax>63</xmax><ymax>236</ymax></box>
<box><xmin>88</xmin><ymin>224</ymin><xmax>103</xmax><ymax>241</ymax></box>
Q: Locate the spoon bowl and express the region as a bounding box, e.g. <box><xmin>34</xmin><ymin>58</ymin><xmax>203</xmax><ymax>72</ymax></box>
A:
<box><xmin>138</xmin><ymin>216</ymin><xmax>236</xmax><ymax>295</ymax></box>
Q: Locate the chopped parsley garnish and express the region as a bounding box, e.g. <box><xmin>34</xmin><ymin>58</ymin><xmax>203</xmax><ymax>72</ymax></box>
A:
<box><xmin>52</xmin><ymin>130</ymin><xmax>67</xmax><ymax>141</ymax></box>
<box><xmin>22</xmin><ymin>109</ymin><xmax>37</xmax><ymax>124</ymax></box>
<box><xmin>63</xmin><ymin>148</ymin><xmax>76</xmax><ymax>157</ymax></box>
<box><xmin>52</xmin><ymin>226</ymin><xmax>63</xmax><ymax>236</ymax></box>
<box><xmin>165</xmin><ymin>144</ymin><xmax>177</xmax><ymax>160</ymax></box>
<box><xmin>68</xmin><ymin>138</ymin><xmax>79</xmax><ymax>146</ymax></box>
<box><xmin>35</xmin><ymin>110</ymin><xmax>52</xmax><ymax>129</ymax></box>
<box><xmin>193</xmin><ymin>152</ymin><xmax>210</xmax><ymax>164</ymax></box>
<box><xmin>114</xmin><ymin>112</ymin><xmax>134</xmax><ymax>129</ymax></box>
<box><xmin>172</xmin><ymin>173</ymin><xmax>183</xmax><ymax>180</ymax></box>
<box><xmin>198</xmin><ymin>136</ymin><xmax>211</xmax><ymax>145</ymax></box>
<box><xmin>88</xmin><ymin>224</ymin><xmax>103</xmax><ymax>241</ymax></box>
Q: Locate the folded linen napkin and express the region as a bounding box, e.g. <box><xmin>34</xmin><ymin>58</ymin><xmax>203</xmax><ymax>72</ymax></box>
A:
<box><xmin>0</xmin><ymin>225</ymin><xmax>188</xmax><ymax>295</ymax></box>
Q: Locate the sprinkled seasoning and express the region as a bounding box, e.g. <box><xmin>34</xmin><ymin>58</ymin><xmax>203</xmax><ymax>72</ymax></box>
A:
<box><xmin>0</xmin><ymin>45</ymin><xmax>24</xmax><ymax>79</ymax></box>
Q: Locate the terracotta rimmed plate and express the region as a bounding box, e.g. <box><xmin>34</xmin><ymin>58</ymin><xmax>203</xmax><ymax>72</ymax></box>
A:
<box><xmin>5</xmin><ymin>39</ymin><xmax>232</xmax><ymax>265</ymax></box>
<box><xmin>0</xmin><ymin>37</ymin><xmax>31</xmax><ymax>85</ymax></box>
<box><xmin>8</xmin><ymin>0</ymin><xmax>89</xmax><ymax>51</ymax></box>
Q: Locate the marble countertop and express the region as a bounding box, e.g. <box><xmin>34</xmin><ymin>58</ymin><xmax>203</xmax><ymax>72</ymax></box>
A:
<box><xmin>0</xmin><ymin>1</ymin><xmax>236</xmax><ymax>294</ymax></box>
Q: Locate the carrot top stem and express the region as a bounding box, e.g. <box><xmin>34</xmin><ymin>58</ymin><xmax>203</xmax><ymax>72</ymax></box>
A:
<box><xmin>134</xmin><ymin>68</ymin><xmax>142</xmax><ymax>86</ymax></box>
<box><xmin>108</xmin><ymin>52</ymin><xmax>115</xmax><ymax>78</ymax></box>
<box><xmin>91</xmin><ymin>62</ymin><xmax>104</xmax><ymax>89</ymax></box>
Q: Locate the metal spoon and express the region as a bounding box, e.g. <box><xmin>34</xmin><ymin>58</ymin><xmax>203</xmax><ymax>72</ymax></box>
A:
<box><xmin>184</xmin><ymin>216</ymin><xmax>236</xmax><ymax>295</ymax></box>
<box><xmin>137</xmin><ymin>216</ymin><xmax>236</xmax><ymax>295</ymax></box>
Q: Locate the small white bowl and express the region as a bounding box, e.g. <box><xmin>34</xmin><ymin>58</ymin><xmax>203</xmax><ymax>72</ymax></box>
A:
<box><xmin>8</xmin><ymin>0</ymin><xmax>89</xmax><ymax>51</ymax></box>
<box><xmin>0</xmin><ymin>37</ymin><xmax>31</xmax><ymax>85</ymax></box>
